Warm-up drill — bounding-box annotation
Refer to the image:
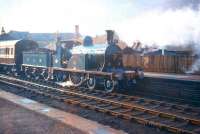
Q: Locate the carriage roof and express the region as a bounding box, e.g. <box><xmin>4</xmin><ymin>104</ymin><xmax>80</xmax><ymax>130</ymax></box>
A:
<box><xmin>0</xmin><ymin>40</ymin><xmax>19</xmax><ymax>47</ymax></box>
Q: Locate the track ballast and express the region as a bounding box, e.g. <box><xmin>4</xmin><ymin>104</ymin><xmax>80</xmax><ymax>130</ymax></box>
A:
<box><xmin>0</xmin><ymin>74</ymin><xmax>200</xmax><ymax>134</ymax></box>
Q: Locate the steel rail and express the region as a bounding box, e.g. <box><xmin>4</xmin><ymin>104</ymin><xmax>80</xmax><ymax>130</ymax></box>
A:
<box><xmin>71</xmin><ymin>87</ymin><xmax>200</xmax><ymax>120</ymax></box>
<box><xmin>1</xmin><ymin>74</ymin><xmax>200</xmax><ymax>119</ymax></box>
<box><xmin>0</xmin><ymin>75</ymin><xmax>199</xmax><ymax>134</ymax></box>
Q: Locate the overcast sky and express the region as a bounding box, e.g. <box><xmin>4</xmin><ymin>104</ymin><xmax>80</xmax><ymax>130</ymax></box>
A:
<box><xmin>0</xmin><ymin>0</ymin><xmax>200</xmax><ymax>45</ymax></box>
<box><xmin>0</xmin><ymin>0</ymin><xmax>131</xmax><ymax>34</ymax></box>
<box><xmin>0</xmin><ymin>0</ymin><xmax>178</xmax><ymax>34</ymax></box>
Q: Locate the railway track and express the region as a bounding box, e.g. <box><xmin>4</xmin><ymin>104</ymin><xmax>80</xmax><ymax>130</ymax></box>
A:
<box><xmin>0</xmin><ymin>75</ymin><xmax>200</xmax><ymax>134</ymax></box>
<box><xmin>72</xmin><ymin>88</ymin><xmax>200</xmax><ymax>120</ymax></box>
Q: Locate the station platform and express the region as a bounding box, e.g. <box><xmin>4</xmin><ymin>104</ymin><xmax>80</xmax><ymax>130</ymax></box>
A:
<box><xmin>132</xmin><ymin>72</ymin><xmax>200</xmax><ymax>106</ymax></box>
<box><xmin>144</xmin><ymin>72</ymin><xmax>200</xmax><ymax>82</ymax></box>
<box><xmin>0</xmin><ymin>90</ymin><xmax>126</xmax><ymax>134</ymax></box>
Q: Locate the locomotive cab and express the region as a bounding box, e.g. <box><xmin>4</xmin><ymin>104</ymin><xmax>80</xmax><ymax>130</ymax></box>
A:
<box><xmin>104</xmin><ymin>44</ymin><xmax>123</xmax><ymax>71</ymax></box>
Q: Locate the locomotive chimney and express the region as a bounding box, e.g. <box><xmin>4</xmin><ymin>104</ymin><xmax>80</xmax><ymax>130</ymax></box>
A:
<box><xmin>106</xmin><ymin>30</ymin><xmax>114</xmax><ymax>45</ymax></box>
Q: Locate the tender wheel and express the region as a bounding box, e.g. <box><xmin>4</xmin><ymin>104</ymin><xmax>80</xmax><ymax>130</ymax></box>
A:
<box><xmin>104</xmin><ymin>79</ymin><xmax>115</xmax><ymax>93</ymax></box>
<box><xmin>31</xmin><ymin>69</ymin><xmax>39</xmax><ymax>80</ymax></box>
<box><xmin>69</xmin><ymin>73</ymin><xmax>83</xmax><ymax>87</ymax></box>
<box><xmin>24</xmin><ymin>68</ymin><xmax>31</xmax><ymax>79</ymax></box>
<box><xmin>41</xmin><ymin>70</ymin><xmax>49</xmax><ymax>81</ymax></box>
<box><xmin>43</xmin><ymin>72</ymin><xmax>49</xmax><ymax>81</ymax></box>
<box><xmin>87</xmin><ymin>76</ymin><xmax>96</xmax><ymax>90</ymax></box>
<box><xmin>34</xmin><ymin>74</ymin><xmax>40</xmax><ymax>80</ymax></box>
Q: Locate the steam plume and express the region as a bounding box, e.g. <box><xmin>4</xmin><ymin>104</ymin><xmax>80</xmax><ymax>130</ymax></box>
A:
<box><xmin>116</xmin><ymin>8</ymin><xmax>200</xmax><ymax>47</ymax></box>
<box><xmin>115</xmin><ymin>1</ymin><xmax>200</xmax><ymax>73</ymax></box>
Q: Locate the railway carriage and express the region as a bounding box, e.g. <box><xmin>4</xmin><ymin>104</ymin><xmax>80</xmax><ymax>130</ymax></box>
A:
<box><xmin>21</xmin><ymin>30</ymin><xmax>143</xmax><ymax>92</ymax></box>
<box><xmin>0</xmin><ymin>40</ymin><xmax>38</xmax><ymax>74</ymax></box>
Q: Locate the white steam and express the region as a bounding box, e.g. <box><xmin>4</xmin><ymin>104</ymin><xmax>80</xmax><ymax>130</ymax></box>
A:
<box><xmin>115</xmin><ymin>7</ymin><xmax>200</xmax><ymax>73</ymax></box>
<box><xmin>116</xmin><ymin>8</ymin><xmax>200</xmax><ymax>47</ymax></box>
<box><xmin>187</xmin><ymin>59</ymin><xmax>200</xmax><ymax>74</ymax></box>
<box><xmin>187</xmin><ymin>43</ymin><xmax>200</xmax><ymax>73</ymax></box>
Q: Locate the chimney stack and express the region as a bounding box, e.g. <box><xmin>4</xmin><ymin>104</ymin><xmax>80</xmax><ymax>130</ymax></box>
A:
<box><xmin>75</xmin><ymin>25</ymin><xmax>79</xmax><ymax>39</ymax></box>
<box><xmin>1</xmin><ymin>27</ymin><xmax>6</xmax><ymax>35</ymax></box>
<box><xmin>106</xmin><ymin>30</ymin><xmax>114</xmax><ymax>45</ymax></box>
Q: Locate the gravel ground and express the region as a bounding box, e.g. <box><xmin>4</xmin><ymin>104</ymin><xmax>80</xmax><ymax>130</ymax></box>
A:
<box><xmin>0</xmin><ymin>83</ymin><xmax>171</xmax><ymax>134</ymax></box>
<box><xmin>0</xmin><ymin>98</ymin><xmax>85</xmax><ymax>134</ymax></box>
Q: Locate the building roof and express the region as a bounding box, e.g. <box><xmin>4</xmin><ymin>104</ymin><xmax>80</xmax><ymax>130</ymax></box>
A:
<box><xmin>0</xmin><ymin>34</ymin><xmax>15</xmax><ymax>41</ymax></box>
<box><xmin>144</xmin><ymin>49</ymin><xmax>192</xmax><ymax>56</ymax></box>
<box><xmin>122</xmin><ymin>47</ymin><xmax>141</xmax><ymax>55</ymax></box>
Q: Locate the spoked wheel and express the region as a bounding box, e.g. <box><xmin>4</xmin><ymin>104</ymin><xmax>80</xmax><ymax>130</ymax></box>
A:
<box><xmin>34</xmin><ymin>73</ymin><xmax>40</xmax><ymax>80</ymax></box>
<box><xmin>87</xmin><ymin>76</ymin><xmax>96</xmax><ymax>90</ymax></box>
<box><xmin>6</xmin><ymin>70</ymin><xmax>11</xmax><ymax>75</ymax></box>
<box><xmin>24</xmin><ymin>69</ymin><xmax>31</xmax><ymax>79</ymax></box>
<box><xmin>53</xmin><ymin>74</ymin><xmax>59</xmax><ymax>82</ymax></box>
<box><xmin>43</xmin><ymin>72</ymin><xmax>49</xmax><ymax>81</ymax></box>
<box><xmin>61</xmin><ymin>74</ymin><xmax>67</xmax><ymax>82</ymax></box>
<box><xmin>3</xmin><ymin>67</ymin><xmax>13</xmax><ymax>75</ymax></box>
<box><xmin>6</xmin><ymin>68</ymin><xmax>11</xmax><ymax>75</ymax></box>
<box><xmin>69</xmin><ymin>73</ymin><xmax>84</xmax><ymax>87</ymax></box>
<box><xmin>41</xmin><ymin>71</ymin><xmax>49</xmax><ymax>81</ymax></box>
<box><xmin>53</xmin><ymin>73</ymin><xmax>67</xmax><ymax>82</ymax></box>
<box><xmin>3</xmin><ymin>66</ymin><xmax>8</xmax><ymax>74</ymax></box>
<box><xmin>32</xmin><ymin>70</ymin><xmax>39</xmax><ymax>80</ymax></box>
<box><xmin>104</xmin><ymin>79</ymin><xmax>115</xmax><ymax>93</ymax></box>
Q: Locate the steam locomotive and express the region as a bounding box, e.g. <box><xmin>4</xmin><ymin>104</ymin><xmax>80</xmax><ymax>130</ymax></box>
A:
<box><xmin>0</xmin><ymin>30</ymin><xmax>143</xmax><ymax>92</ymax></box>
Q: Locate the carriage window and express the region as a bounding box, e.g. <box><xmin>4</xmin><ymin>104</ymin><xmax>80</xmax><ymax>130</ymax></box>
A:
<box><xmin>5</xmin><ymin>48</ymin><xmax>9</xmax><ymax>55</ymax></box>
<box><xmin>11</xmin><ymin>48</ymin><xmax>13</xmax><ymax>55</ymax></box>
<box><xmin>6</xmin><ymin>48</ymin><xmax>7</xmax><ymax>54</ymax></box>
<box><xmin>0</xmin><ymin>48</ymin><xmax>5</xmax><ymax>54</ymax></box>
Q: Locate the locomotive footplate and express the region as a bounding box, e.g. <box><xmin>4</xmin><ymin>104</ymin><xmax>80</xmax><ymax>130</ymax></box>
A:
<box><xmin>53</xmin><ymin>67</ymin><xmax>115</xmax><ymax>79</ymax></box>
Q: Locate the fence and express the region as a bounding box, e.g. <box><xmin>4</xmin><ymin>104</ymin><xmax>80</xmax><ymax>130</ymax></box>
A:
<box><xmin>123</xmin><ymin>54</ymin><xmax>198</xmax><ymax>74</ymax></box>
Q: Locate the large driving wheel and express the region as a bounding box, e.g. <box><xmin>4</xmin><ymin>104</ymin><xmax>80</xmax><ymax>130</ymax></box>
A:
<box><xmin>54</xmin><ymin>72</ymin><xmax>67</xmax><ymax>82</ymax></box>
<box><xmin>53</xmin><ymin>74</ymin><xmax>58</xmax><ymax>82</ymax></box>
<box><xmin>87</xmin><ymin>76</ymin><xmax>96</xmax><ymax>90</ymax></box>
<box><xmin>69</xmin><ymin>73</ymin><xmax>83</xmax><ymax>87</ymax></box>
<box><xmin>104</xmin><ymin>79</ymin><xmax>115</xmax><ymax>93</ymax></box>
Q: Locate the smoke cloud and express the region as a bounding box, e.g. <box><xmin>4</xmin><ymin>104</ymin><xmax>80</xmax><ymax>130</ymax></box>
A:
<box><xmin>164</xmin><ymin>0</ymin><xmax>200</xmax><ymax>10</ymax></box>
<box><xmin>114</xmin><ymin>1</ymin><xmax>200</xmax><ymax>73</ymax></box>
<box><xmin>116</xmin><ymin>8</ymin><xmax>200</xmax><ymax>48</ymax></box>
